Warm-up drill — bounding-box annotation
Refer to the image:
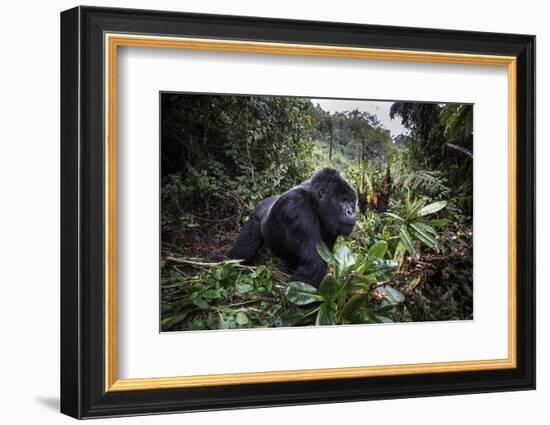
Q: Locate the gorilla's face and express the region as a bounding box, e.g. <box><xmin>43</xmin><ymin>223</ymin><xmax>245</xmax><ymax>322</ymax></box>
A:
<box><xmin>336</xmin><ymin>199</ymin><xmax>357</xmax><ymax>235</ymax></box>
<box><xmin>318</xmin><ymin>175</ymin><xmax>357</xmax><ymax>236</ymax></box>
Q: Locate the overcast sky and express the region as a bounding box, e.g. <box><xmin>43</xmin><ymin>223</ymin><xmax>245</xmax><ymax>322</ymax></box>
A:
<box><xmin>311</xmin><ymin>98</ymin><xmax>407</xmax><ymax>138</ymax></box>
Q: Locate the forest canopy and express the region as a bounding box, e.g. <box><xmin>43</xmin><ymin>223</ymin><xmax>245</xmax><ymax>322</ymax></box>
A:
<box><xmin>160</xmin><ymin>93</ymin><xmax>474</xmax><ymax>331</ymax></box>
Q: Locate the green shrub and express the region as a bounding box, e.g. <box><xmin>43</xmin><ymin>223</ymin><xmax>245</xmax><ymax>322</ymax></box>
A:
<box><xmin>283</xmin><ymin>241</ymin><xmax>403</xmax><ymax>326</ymax></box>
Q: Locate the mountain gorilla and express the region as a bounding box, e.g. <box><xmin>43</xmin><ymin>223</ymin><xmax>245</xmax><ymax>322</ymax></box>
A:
<box><xmin>227</xmin><ymin>168</ymin><xmax>357</xmax><ymax>287</ymax></box>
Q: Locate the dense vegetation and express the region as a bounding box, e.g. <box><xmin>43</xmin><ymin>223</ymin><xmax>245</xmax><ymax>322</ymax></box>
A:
<box><xmin>161</xmin><ymin>94</ymin><xmax>473</xmax><ymax>331</ymax></box>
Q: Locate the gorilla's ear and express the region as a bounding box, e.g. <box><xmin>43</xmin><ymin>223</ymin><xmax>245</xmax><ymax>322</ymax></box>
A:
<box><xmin>319</xmin><ymin>188</ymin><xmax>327</xmax><ymax>199</ymax></box>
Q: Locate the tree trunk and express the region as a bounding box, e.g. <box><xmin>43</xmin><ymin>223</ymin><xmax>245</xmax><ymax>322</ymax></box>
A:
<box><xmin>328</xmin><ymin>130</ymin><xmax>333</xmax><ymax>161</ymax></box>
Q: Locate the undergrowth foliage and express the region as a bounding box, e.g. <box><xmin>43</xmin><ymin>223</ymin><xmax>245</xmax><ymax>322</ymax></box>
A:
<box><xmin>161</xmin><ymin>94</ymin><xmax>473</xmax><ymax>331</ymax></box>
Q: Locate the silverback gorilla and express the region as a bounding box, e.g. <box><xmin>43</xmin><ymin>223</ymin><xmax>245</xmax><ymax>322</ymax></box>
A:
<box><xmin>227</xmin><ymin>168</ymin><xmax>357</xmax><ymax>287</ymax></box>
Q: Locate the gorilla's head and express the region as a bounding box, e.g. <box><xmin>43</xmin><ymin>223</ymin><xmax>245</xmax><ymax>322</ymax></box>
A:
<box><xmin>305</xmin><ymin>168</ymin><xmax>357</xmax><ymax>236</ymax></box>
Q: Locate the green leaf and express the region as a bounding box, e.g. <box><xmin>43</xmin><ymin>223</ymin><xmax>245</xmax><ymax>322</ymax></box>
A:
<box><xmin>217</xmin><ymin>313</ymin><xmax>230</xmax><ymax>329</ymax></box>
<box><xmin>367</xmin><ymin>240</ymin><xmax>388</xmax><ymax>259</ymax></box>
<box><xmin>277</xmin><ymin>307</ymin><xmax>316</xmax><ymax>327</ymax></box>
<box><xmin>316</xmin><ymin>241</ymin><xmax>333</xmax><ymax>263</ymax></box>
<box><xmin>319</xmin><ymin>274</ymin><xmax>339</xmax><ymax>301</ymax></box>
<box><xmin>383</xmin><ymin>212</ymin><xmax>405</xmax><ymax>222</ymax></box>
<box><xmin>316</xmin><ymin>303</ymin><xmax>336</xmax><ymax>326</ymax></box>
<box><xmin>375</xmin><ymin>304</ymin><xmax>395</xmax><ymax>314</ymax></box>
<box><xmin>413</xmin><ymin>221</ymin><xmax>437</xmax><ymax>235</ymax></box>
<box><xmin>357</xmin><ymin>308</ymin><xmax>379</xmax><ymax>324</ymax></box>
<box><xmin>334</xmin><ymin>245</ymin><xmax>356</xmax><ymax>276</ymax></box>
<box><xmin>235</xmin><ymin>281</ymin><xmax>254</xmax><ymax>294</ymax></box>
<box><xmin>375</xmin><ymin>315</ymin><xmax>393</xmax><ymax>323</ymax></box>
<box><xmin>418</xmin><ymin>201</ymin><xmax>447</xmax><ymax>217</ymax></box>
<box><xmin>235</xmin><ymin>311</ymin><xmax>249</xmax><ymax>326</ymax></box>
<box><xmin>342</xmin><ymin>293</ymin><xmax>369</xmax><ymax>319</ymax></box>
<box><xmin>363</xmin><ymin>258</ymin><xmax>398</xmax><ymax>281</ymax></box>
<box><xmin>352</xmin><ymin>274</ymin><xmax>377</xmax><ymax>286</ymax></box>
<box><xmin>161</xmin><ymin>313</ymin><xmax>187</xmax><ymax>328</ymax></box>
<box><xmin>399</xmin><ymin>226</ymin><xmax>417</xmax><ymax>258</ymax></box>
<box><xmin>408</xmin><ymin>197</ymin><xmax>425</xmax><ymax>218</ymax></box>
<box><xmin>202</xmin><ymin>289</ymin><xmax>222</xmax><ymax>299</ymax></box>
<box><xmin>393</xmin><ymin>241</ymin><xmax>407</xmax><ymax>268</ymax></box>
<box><xmin>422</xmin><ymin>218</ymin><xmax>449</xmax><ymax>227</ymax></box>
<box><xmin>255</xmin><ymin>265</ymin><xmax>266</xmax><ymax>274</ymax></box>
<box><xmin>285</xmin><ymin>281</ymin><xmax>323</xmax><ymax>305</ymax></box>
<box><xmin>414</xmin><ymin>230</ymin><xmax>436</xmax><ymax>248</ymax></box>
<box><xmin>410</xmin><ymin>222</ymin><xmax>437</xmax><ymax>248</ymax></box>
<box><xmin>378</xmin><ymin>286</ymin><xmax>405</xmax><ymax>304</ymax></box>
<box><xmin>192</xmin><ymin>297</ymin><xmax>209</xmax><ymax>309</ymax></box>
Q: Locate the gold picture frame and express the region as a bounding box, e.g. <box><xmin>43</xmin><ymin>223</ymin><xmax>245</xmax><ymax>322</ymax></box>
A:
<box><xmin>104</xmin><ymin>34</ymin><xmax>517</xmax><ymax>392</ymax></box>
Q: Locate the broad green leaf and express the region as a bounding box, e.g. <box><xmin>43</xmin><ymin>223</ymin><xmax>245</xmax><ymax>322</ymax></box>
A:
<box><xmin>378</xmin><ymin>286</ymin><xmax>405</xmax><ymax>304</ymax></box>
<box><xmin>218</xmin><ymin>313</ymin><xmax>230</xmax><ymax>329</ymax></box>
<box><xmin>161</xmin><ymin>315</ymin><xmax>175</xmax><ymax>326</ymax></box>
<box><xmin>202</xmin><ymin>289</ymin><xmax>222</xmax><ymax>299</ymax></box>
<box><xmin>375</xmin><ymin>304</ymin><xmax>395</xmax><ymax>314</ymax></box>
<box><xmin>342</xmin><ymin>293</ymin><xmax>369</xmax><ymax>319</ymax></box>
<box><xmin>206</xmin><ymin>313</ymin><xmax>219</xmax><ymax>329</ymax></box>
<box><xmin>352</xmin><ymin>274</ymin><xmax>377</xmax><ymax>286</ymax></box>
<box><xmin>165</xmin><ymin>313</ymin><xmax>188</xmax><ymax>327</ymax></box>
<box><xmin>192</xmin><ymin>297</ymin><xmax>209</xmax><ymax>309</ymax></box>
<box><xmin>316</xmin><ymin>241</ymin><xmax>333</xmax><ymax>263</ymax></box>
<box><xmin>399</xmin><ymin>226</ymin><xmax>417</xmax><ymax>258</ymax></box>
<box><xmin>418</xmin><ymin>201</ymin><xmax>448</xmax><ymax>217</ymax></box>
<box><xmin>285</xmin><ymin>281</ymin><xmax>323</xmax><ymax>305</ymax></box>
<box><xmin>277</xmin><ymin>307</ymin><xmax>316</xmax><ymax>327</ymax></box>
<box><xmin>408</xmin><ymin>197</ymin><xmax>425</xmax><ymax>218</ymax></box>
<box><xmin>316</xmin><ymin>303</ymin><xmax>336</xmax><ymax>326</ymax></box>
<box><xmin>255</xmin><ymin>265</ymin><xmax>266</xmax><ymax>274</ymax></box>
<box><xmin>319</xmin><ymin>274</ymin><xmax>339</xmax><ymax>301</ymax></box>
<box><xmin>422</xmin><ymin>218</ymin><xmax>449</xmax><ymax>227</ymax></box>
<box><xmin>343</xmin><ymin>307</ymin><xmax>379</xmax><ymax>324</ymax></box>
<box><xmin>383</xmin><ymin>212</ymin><xmax>405</xmax><ymax>222</ymax></box>
<box><xmin>411</xmin><ymin>223</ymin><xmax>437</xmax><ymax>248</ymax></box>
<box><xmin>350</xmin><ymin>282</ymin><xmax>374</xmax><ymax>292</ymax></box>
<box><xmin>367</xmin><ymin>240</ymin><xmax>388</xmax><ymax>259</ymax></box>
<box><xmin>412</xmin><ymin>221</ymin><xmax>437</xmax><ymax>235</ymax></box>
<box><xmin>334</xmin><ymin>245</ymin><xmax>356</xmax><ymax>276</ymax></box>
<box><xmin>235</xmin><ymin>281</ymin><xmax>254</xmax><ymax>294</ymax></box>
<box><xmin>414</xmin><ymin>231</ymin><xmax>436</xmax><ymax>249</ymax></box>
<box><xmin>235</xmin><ymin>311</ymin><xmax>249</xmax><ymax>326</ymax></box>
<box><xmin>393</xmin><ymin>241</ymin><xmax>407</xmax><ymax>268</ymax></box>
<box><xmin>363</xmin><ymin>257</ymin><xmax>398</xmax><ymax>281</ymax></box>
<box><xmin>375</xmin><ymin>315</ymin><xmax>393</xmax><ymax>323</ymax></box>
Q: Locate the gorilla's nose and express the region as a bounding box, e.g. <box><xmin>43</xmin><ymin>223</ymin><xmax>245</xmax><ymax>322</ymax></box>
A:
<box><xmin>345</xmin><ymin>207</ymin><xmax>355</xmax><ymax>219</ymax></box>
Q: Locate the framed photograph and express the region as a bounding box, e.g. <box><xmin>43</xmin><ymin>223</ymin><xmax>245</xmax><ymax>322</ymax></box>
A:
<box><xmin>60</xmin><ymin>6</ymin><xmax>535</xmax><ymax>419</ymax></box>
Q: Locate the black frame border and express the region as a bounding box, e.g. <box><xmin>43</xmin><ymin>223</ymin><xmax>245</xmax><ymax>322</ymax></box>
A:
<box><xmin>60</xmin><ymin>6</ymin><xmax>535</xmax><ymax>419</ymax></box>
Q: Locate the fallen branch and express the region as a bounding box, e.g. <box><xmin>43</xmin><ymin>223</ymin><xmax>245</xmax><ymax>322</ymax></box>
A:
<box><xmin>445</xmin><ymin>142</ymin><xmax>473</xmax><ymax>159</ymax></box>
<box><xmin>166</xmin><ymin>256</ymin><xmax>234</xmax><ymax>267</ymax></box>
<box><xmin>164</xmin><ymin>256</ymin><xmax>290</xmax><ymax>283</ymax></box>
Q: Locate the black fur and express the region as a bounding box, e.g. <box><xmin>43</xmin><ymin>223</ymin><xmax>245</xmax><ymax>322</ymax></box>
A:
<box><xmin>227</xmin><ymin>168</ymin><xmax>357</xmax><ymax>287</ymax></box>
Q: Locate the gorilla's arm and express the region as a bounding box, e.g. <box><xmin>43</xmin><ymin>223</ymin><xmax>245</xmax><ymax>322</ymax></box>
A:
<box><xmin>290</xmin><ymin>251</ymin><xmax>328</xmax><ymax>288</ymax></box>
<box><xmin>226</xmin><ymin>213</ymin><xmax>262</xmax><ymax>263</ymax></box>
<box><xmin>227</xmin><ymin>195</ymin><xmax>279</xmax><ymax>263</ymax></box>
<box><xmin>264</xmin><ymin>189</ymin><xmax>328</xmax><ymax>286</ymax></box>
